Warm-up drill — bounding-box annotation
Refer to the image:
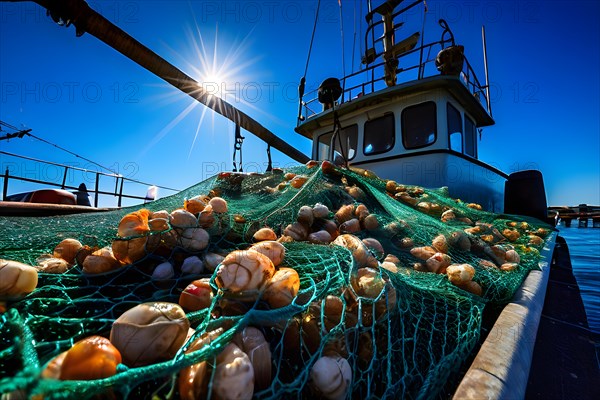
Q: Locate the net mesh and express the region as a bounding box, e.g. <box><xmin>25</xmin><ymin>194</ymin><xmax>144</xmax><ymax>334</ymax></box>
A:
<box><xmin>0</xmin><ymin>163</ymin><xmax>552</xmax><ymax>399</ymax></box>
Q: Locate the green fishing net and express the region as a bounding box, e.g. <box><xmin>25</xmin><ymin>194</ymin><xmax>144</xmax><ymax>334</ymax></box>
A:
<box><xmin>0</xmin><ymin>163</ymin><xmax>552</xmax><ymax>399</ymax></box>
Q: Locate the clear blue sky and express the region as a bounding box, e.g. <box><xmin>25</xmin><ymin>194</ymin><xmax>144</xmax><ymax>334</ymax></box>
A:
<box><xmin>1</xmin><ymin>0</ymin><xmax>599</xmax><ymax>207</ymax></box>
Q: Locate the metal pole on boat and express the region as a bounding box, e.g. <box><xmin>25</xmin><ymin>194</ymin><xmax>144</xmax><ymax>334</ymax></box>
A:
<box><xmin>94</xmin><ymin>172</ymin><xmax>100</xmax><ymax>208</ymax></box>
<box><xmin>2</xmin><ymin>168</ymin><xmax>8</xmax><ymax>200</ymax></box>
<box><xmin>367</xmin><ymin>0</ymin><xmax>375</xmax><ymax>93</ymax></box>
<box><xmin>482</xmin><ymin>25</ymin><xmax>492</xmax><ymax>118</ymax></box>
<box><xmin>61</xmin><ymin>166</ymin><xmax>68</xmax><ymax>189</ymax></box>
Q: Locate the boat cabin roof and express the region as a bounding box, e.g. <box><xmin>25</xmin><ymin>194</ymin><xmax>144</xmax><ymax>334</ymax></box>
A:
<box><xmin>295</xmin><ymin>75</ymin><xmax>494</xmax><ymax>139</ymax></box>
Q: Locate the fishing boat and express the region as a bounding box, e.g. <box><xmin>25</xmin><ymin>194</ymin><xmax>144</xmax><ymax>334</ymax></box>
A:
<box><xmin>295</xmin><ymin>5</ymin><xmax>505</xmax><ymax>213</ymax></box>
<box><xmin>0</xmin><ymin>0</ymin><xmax>597</xmax><ymax>399</ymax></box>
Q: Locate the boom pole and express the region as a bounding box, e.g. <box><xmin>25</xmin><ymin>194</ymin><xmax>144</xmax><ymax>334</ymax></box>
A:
<box><xmin>4</xmin><ymin>0</ymin><xmax>310</xmax><ymax>164</ymax></box>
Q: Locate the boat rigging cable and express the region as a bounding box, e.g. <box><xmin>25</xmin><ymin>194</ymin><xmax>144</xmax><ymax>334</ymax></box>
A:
<box><xmin>0</xmin><ymin>120</ymin><xmax>179</xmax><ymax>192</ymax></box>
<box><xmin>0</xmin><ymin>121</ymin><xmax>31</xmax><ymax>141</ymax></box>
<box><xmin>338</xmin><ymin>0</ymin><xmax>346</xmax><ymax>96</ymax></box>
<box><xmin>418</xmin><ymin>1</ymin><xmax>428</xmax><ymax>79</ymax></box>
<box><xmin>297</xmin><ymin>0</ymin><xmax>321</xmax><ymax>124</ymax></box>
<box><xmin>351</xmin><ymin>0</ymin><xmax>357</xmax><ymax>74</ymax></box>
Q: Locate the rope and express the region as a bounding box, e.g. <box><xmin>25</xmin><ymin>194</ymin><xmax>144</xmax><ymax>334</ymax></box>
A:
<box><xmin>0</xmin><ymin>120</ymin><xmax>21</xmax><ymax>131</ymax></box>
<box><xmin>27</xmin><ymin>132</ymin><xmax>119</xmax><ymax>175</ymax></box>
<box><xmin>232</xmin><ymin>124</ymin><xmax>244</xmax><ymax>172</ymax></box>
<box><xmin>329</xmin><ymin>90</ymin><xmax>349</xmax><ymax>170</ymax></box>
<box><xmin>266</xmin><ymin>144</ymin><xmax>272</xmax><ymax>172</ymax></box>
<box><xmin>297</xmin><ymin>0</ymin><xmax>321</xmax><ymax>123</ymax></box>
<box><xmin>303</xmin><ymin>0</ymin><xmax>322</xmax><ymax>78</ymax></box>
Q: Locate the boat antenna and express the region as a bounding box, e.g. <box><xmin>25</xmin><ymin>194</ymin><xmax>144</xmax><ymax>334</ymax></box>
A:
<box><xmin>418</xmin><ymin>1</ymin><xmax>428</xmax><ymax>79</ymax></box>
<box><xmin>338</xmin><ymin>0</ymin><xmax>346</xmax><ymax>98</ymax></box>
<box><xmin>367</xmin><ymin>0</ymin><xmax>375</xmax><ymax>91</ymax></box>
<box><xmin>482</xmin><ymin>25</ymin><xmax>493</xmax><ymax>118</ymax></box>
<box><xmin>351</xmin><ymin>0</ymin><xmax>357</xmax><ymax>74</ymax></box>
<box><xmin>297</xmin><ymin>0</ymin><xmax>321</xmax><ymax>124</ymax></box>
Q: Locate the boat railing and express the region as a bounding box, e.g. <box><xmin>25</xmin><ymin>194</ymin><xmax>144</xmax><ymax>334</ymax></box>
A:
<box><xmin>300</xmin><ymin>41</ymin><xmax>490</xmax><ymax>122</ymax></box>
<box><xmin>299</xmin><ymin>15</ymin><xmax>491</xmax><ymax>123</ymax></box>
<box><xmin>0</xmin><ymin>151</ymin><xmax>180</xmax><ymax>208</ymax></box>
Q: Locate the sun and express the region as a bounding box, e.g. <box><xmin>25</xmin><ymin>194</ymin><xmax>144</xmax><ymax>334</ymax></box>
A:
<box><xmin>140</xmin><ymin>15</ymin><xmax>264</xmax><ymax>159</ymax></box>
<box><xmin>198</xmin><ymin>71</ymin><xmax>226</xmax><ymax>98</ymax></box>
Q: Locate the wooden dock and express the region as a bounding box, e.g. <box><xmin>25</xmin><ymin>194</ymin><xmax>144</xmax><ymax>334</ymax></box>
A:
<box><xmin>548</xmin><ymin>204</ymin><xmax>600</xmax><ymax>227</ymax></box>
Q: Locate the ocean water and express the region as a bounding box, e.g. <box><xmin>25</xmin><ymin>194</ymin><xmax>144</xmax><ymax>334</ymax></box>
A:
<box><xmin>557</xmin><ymin>225</ymin><xmax>600</xmax><ymax>334</ymax></box>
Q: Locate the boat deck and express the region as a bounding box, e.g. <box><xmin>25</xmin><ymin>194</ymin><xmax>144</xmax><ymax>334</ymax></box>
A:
<box><xmin>0</xmin><ymin>201</ymin><xmax>113</xmax><ymax>217</ymax></box>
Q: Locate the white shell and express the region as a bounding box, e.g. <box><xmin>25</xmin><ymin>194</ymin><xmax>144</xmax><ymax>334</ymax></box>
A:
<box><xmin>0</xmin><ymin>259</ymin><xmax>38</xmax><ymax>297</ymax></box>
<box><xmin>204</xmin><ymin>253</ymin><xmax>225</xmax><ymax>272</ymax></box>
<box><xmin>441</xmin><ymin>209</ymin><xmax>456</xmax><ymax>222</ymax></box>
<box><xmin>310</xmin><ymin>354</ymin><xmax>352</xmax><ymax>400</ymax></box>
<box><xmin>263</xmin><ymin>267</ymin><xmax>300</xmax><ymax>308</ymax></box>
<box><xmin>52</xmin><ymin>238</ymin><xmax>82</xmax><ymax>264</ymax></box>
<box><xmin>352</xmin><ymin>267</ymin><xmax>384</xmax><ymax>299</ymax></box>
<box><xmin>110</xmin><ymin>302</ymin><xmax>190</xmax><ymax>367</ymax></box>
<box><xmin>446</xmin><ymin>264</ymin><xmax>476</xmax><ymax>285</ymax></box>
<box><xmin>170</xmin><ymin>209</ymin><xmax>198</xmax><ymax>228</ymax></box>
<box><xmin>233</xmin><ymin>327</ymin><xmax>272</xmax><ymax>391</ymax></box>
<box><xmin>209</xmin><ymin>197</ymin><xmax>228</xmax><ymax>213</ymax></box>
<box><xmin>216</xmin><ymin>250</ymin><xmax>275</xmax><ymax>292</ymax></box>
<box><xmin>432</xmin><ymin>234</ymin><xmax>448</xmax><ymax>253</ymax></box>
<box><xmin>283</xmin><ymin>222</ymin><xmax>308</xmax><ymax>241</ymax></box>
<box><xmin>297</xmin><ymin>205</ymin><xmax>314</xmax><ymax>226</ymax></box>
<box><xmin>505</xmin><ymin>249</ymin><xmax>520</xmax><ymax>263</ymax></box>
<box><xmin>312</xmin><ymin>203</ymin><xmax>330</xmax><ymax>219</ymax></box>
<box><xmin>253</xmin><ymin>227</ymin><xmax>277</xmax><ymax>242</ymax></box>
<box><xmin>151</xmin><ymin>210</ymin><xmax>170</xmax><ymax>219</ymax></box>
<box><xmin>37</xmin><ymin>256</ymin><xmax>70</xmax><ymax>274</ymax></box>
<box><xmin>179</xmin><ymin>228</ymin><xmax>209</xmax><ymax>252</ymax></box>
<box><xmin>251</xmin><ymin>241</ymin><xmax>286</xmax><ymax>266</ymax></box>
<box><xmin>308</xmin><ymin>230</ymin><xmax>333</xmax><ymax>244</ymax></box>
<box><xmin>148</xmin><ymin>218</ymin><xmax>170</xmax><ymax>232</ymax></box>
<box><xmin>339</xmin><ymin>218</ymin><xmax>360</xmax><ymax>234</ymax></box>
<box><xmin>362</xmin><ymin>214</ymin><xmax>379</xmax><ymax>230</ymax></box>
<box><xmin>212</xmin><ymin>343</ymin><xmax>254</xmax><ymax>400</ymax></box>
<box><xmin>181</xmin><ymin>256</ymin><xmax>204</xmax><ymax>275</ymax></box>
<box><xmin>152</xmin><ymin>261</ymin><xmax>174</xmax><ymax>280</ymax></box>
<box><xmin>425</xmin><ymin>253</ymin><xmax>452</xmax><ymax>274</ymax></box>
<box><xmin>332</xmin><ymin>234</ymin><xmax>375</xmax><ymax>268</ymax></box>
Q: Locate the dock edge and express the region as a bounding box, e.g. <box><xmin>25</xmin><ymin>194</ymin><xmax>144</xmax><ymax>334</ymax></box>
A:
<box><xmin>453</xmin><ymin>232</ymin><xmax>557</xmax><ymax>399</ymax></box>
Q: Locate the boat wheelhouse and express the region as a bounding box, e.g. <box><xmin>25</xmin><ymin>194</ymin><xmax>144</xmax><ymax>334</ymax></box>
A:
<box><xmin>296</xmin><ymin>1</ymin><xmax>506</xmax><ymax>212</ymax></box>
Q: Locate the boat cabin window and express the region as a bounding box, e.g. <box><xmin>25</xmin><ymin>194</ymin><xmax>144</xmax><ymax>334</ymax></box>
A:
<box><xmin>402</xmin><ymin>101</ymin><xmax>437</xmax><ymax>149</ymax></box>
<box><xmin>316</xmin><ymin>132</ymin><xmax>333</xmax><ymax>161</ymax></box>
<box><xmin>447</xmin><ymin>103</ymin><xmax>463</xmax><ymax>152</ymax></box>
<box><xmin>364</xmin><ymin>113</ymin><xmax>395</xmax><ymax>155</ymax></box>
<box><xmin>316</xmin><ymin>124</ymin><xmax>358</xmax><ymax>162</ymax></box>
<box><xmin>464</xmin><ymin>116</ymin><xmax>477</xmax><ymax>157</ymax></box>
<box><xmin>333</xmin><ymin>124</ymin><xmax>358</xmax><ymax>161</ymax></box>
